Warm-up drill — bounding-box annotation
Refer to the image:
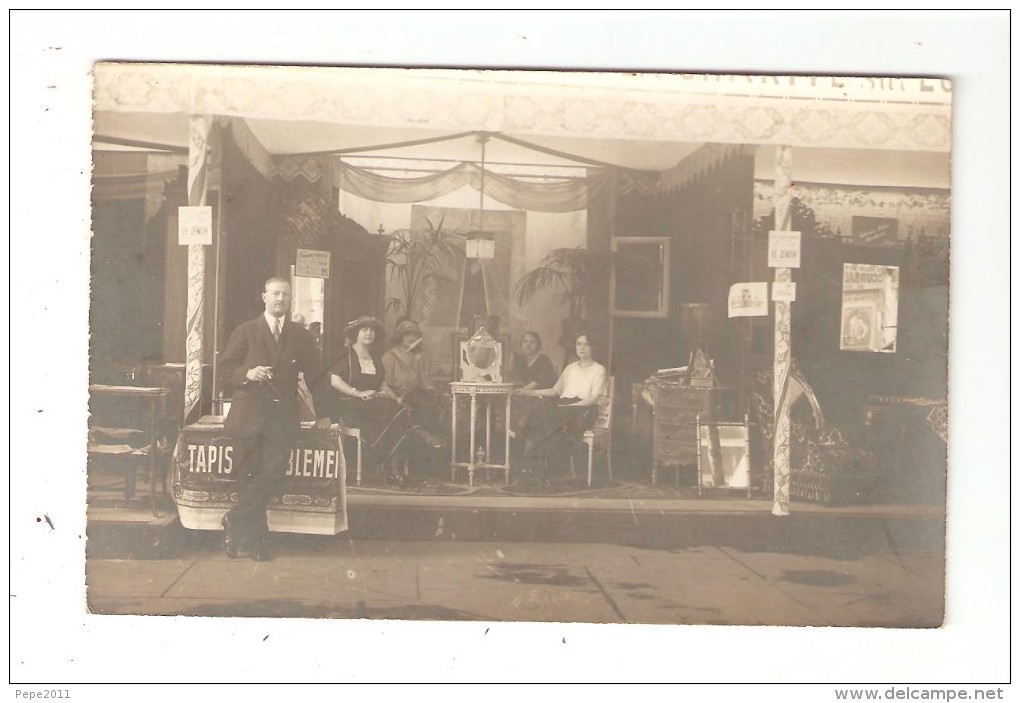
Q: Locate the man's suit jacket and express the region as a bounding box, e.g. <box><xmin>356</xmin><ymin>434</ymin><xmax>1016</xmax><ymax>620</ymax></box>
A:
<box><xmin>219</xmin><ymin>315</ymin><xmax>331</xmax><ymax>438</ymax></box>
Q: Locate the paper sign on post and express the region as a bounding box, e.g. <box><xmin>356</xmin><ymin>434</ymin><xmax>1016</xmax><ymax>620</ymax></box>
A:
<box><xmin>772</xmin><ymin>282</ymin><xmax>797</xmax><ymax>302</ymax></box>
<box><xmin>296</xmin><ymin>249</ymin><xmax>331</xmax><ymax>278</ymax></box>
<box><xmin>728</xmin><ymin>282</ymin><xmax>769</xmax><ymax>317</ymax></box>
<box><xmin>768</xmin><ymin>230</ymin><xmax>801</xmax><ymax>268</ymax></box>
<box><xmin>178</xmin><ymin>206</ymin><xmax>212</xmax><ymax>245</ymax></box>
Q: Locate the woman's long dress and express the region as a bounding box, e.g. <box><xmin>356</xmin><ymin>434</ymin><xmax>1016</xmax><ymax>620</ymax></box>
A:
<box><xmin>332</xmin><ymin>347</ymin><xmax>409</xmax><ymax>465</ymax></box>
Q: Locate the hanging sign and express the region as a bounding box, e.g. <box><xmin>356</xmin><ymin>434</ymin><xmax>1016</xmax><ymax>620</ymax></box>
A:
<box><xmin>772</xmin><ymin>282</ymin><xmax>797</xmax><ymax>302</ymax></box>
<box><xmin>178</xmin><ymin>206</ymin><xmax>212</xmax><ymax>245</ymax></box>
<box><xmin>728</xmin><ymin>282</ymin><xmax>769</xmax><ymax>317</ymax></box>
<box><xmin>466</xmin><ymin>239</ymin><xmax>495</xmax><ymax>259</ymax></box>
<box><xmin>296</xmin><ymin>249</ymin><xmax>331</xmax><ymax>278</ymax></box>
<box><xmin>768</xmin><ymin>230</ymin><xmax>801</xmax><ymax>268</ymax></box>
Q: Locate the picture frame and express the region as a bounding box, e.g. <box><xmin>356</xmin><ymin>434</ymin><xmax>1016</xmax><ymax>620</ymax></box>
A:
<box><xmin>610</xmin><ymin>236</ymin><xmax>670</xmax><ymax>318</ymax></box>
<box><xmin>696</xmin><ymin>416</ymin><xmax>752</xmax><ymax>497</ymax></box>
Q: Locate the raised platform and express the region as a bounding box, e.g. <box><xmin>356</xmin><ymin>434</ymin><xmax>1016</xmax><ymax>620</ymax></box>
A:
<box><xmin>86</xmin><ymin>474</ymin><xmax>945</xmax><ymax>561</ymax></box>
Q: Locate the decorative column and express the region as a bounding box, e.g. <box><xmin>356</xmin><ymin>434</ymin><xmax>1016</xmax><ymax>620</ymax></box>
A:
<box><xmin>184</xmin><ymin>115</ymin><xmax>212</xmax><ymax>424</ymax></box>
<box><xmin>771</xmin><ymin>146</ymin><xmax>793</xmax><ymax>516</ymax></box>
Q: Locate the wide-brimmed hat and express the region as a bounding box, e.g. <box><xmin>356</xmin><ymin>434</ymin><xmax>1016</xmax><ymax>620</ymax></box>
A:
<box><xmin>344</xmin><ymin>315</ymin><xmax>385</xmax><ymax>339</ymax></box>
<box><xmin>393</xmin><ymin>319</ymin><xmax>423</xmax><ymax>339</ymax></box>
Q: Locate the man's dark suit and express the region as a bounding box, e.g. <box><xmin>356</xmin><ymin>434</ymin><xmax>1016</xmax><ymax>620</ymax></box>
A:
<box><xmin>218</xmin><ymin>314</ymin><xmax>331</xmax><ymax>542</ymax></box>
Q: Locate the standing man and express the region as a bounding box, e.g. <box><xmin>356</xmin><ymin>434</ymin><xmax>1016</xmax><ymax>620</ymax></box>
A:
<box><xmin>218</xmin><ymin>276</ymin><xmax>332</xmax><ymax>561</ymax></box>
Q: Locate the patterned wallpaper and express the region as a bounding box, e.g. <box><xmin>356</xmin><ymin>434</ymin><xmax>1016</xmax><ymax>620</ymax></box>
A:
<box><xmin>753</xmin><ymin>180</ymin><xmax>951</xmax><ymax>241</ymax></box>
<box><xmin>94</xmin><ymin>65</ymin><xmax>952</xmax><ymax>153</ymax></box>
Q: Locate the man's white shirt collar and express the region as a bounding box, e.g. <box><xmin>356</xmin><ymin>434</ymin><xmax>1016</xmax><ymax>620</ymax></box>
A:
<box><xmin>264</xmin><ymin>312</ymin><xmax>285</xmax><ymax>331</ymax></box>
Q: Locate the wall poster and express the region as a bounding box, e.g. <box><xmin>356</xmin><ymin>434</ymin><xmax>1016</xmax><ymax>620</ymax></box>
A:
<box><xmin>840</xmin><ymin>263</ymin><xmax>899</xmax><ymax>353</ymax></box>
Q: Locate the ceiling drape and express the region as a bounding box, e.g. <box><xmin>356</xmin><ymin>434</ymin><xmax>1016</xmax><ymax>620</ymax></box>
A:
<box><xmin>298</xmin><ymin>158</ymin><xmax>660</xmax><ymax>213</ymax></box>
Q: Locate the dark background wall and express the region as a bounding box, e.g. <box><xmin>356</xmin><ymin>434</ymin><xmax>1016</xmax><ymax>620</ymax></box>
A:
<box><xmin>610</xmin><ymin>151</ymin><xmax>756</xmax><ymax>402</ymax></box>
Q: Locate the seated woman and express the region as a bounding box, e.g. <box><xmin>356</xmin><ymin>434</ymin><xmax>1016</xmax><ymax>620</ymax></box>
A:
<box><xmin>329</xmin><ymin>316</ymin><xmax>413</xmax><ymax>483</ymax></box>
<box><xmin>515</xmin><ymin>330</ymin><xmax>608</xmax><ymax>475</ymax></box>
<box><xmin>510</xmin><ymin>330</ymin><xmax>558</xmax><ymax>392</ymax></box>
<box><xmin>508</xmin><ymin>330</ymin><xmax>558</xmax><ymax>444</ymax></box>
<box><xmin>381</xmin><ymin>318</ymin><xmax>447</xmax><ymax>450</ymax></box>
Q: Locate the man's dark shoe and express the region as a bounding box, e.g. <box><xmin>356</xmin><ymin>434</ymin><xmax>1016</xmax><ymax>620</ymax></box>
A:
<box><xmin>251</xmin><ymin>535</ymin><xmax>270</xmax><ymax>562</ymax></box>
<box><xmin>221</xmin><ymin>514</ymin><xmax>240</xmax><ymax>559</ymax></box>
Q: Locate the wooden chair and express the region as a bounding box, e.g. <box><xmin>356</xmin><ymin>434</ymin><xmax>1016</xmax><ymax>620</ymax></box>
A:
<box><xmin>336</xmin><ymin>420</ymin><xmax>410</xmax><ymax>486</ymax></box>
<box><xmin>336</xmin><ymin>423</ymin><xmax>365</xmax><ymax>486</ymax></box>
<box><xmin>572</xmin><ymin>376</ymin><xmax>615</xmax><ymax>486</ymax></box>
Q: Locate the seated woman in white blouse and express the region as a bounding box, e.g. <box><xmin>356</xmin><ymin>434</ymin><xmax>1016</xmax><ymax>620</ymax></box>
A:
<box><xmin>515</xmin><ymin>330</ymin><xmax>608</xmax><ymax>473</ymax></box>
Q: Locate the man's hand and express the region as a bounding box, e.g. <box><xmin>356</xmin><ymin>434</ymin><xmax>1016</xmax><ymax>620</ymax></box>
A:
<box><xmin>313</xmin><ymin>417</ymin><xmax>332</xmax><ymax>430</ymax></box>
<box><xmin>246</xmin><ymin>366</ymin><xmax>274</xmax><ymax>383</ymax></box>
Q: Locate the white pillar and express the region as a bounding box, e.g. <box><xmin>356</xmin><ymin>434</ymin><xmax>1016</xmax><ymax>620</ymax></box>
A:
<box><xmin>772</xmin><ymin>145</ymin><xmax>793</xmax><ymax>516</ymax></box>
<box><xmin>184</xmin><ymin>115</ymin><xmax>212</xmax><ymax>423</ymax></box>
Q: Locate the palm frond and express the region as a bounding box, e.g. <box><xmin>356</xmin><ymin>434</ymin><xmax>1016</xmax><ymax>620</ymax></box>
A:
<box><xmin>513</xmin><ymin>266</ymin><xmax>569</xmax><ymax>307</ymax></box>
<box><xmin>513</xmin><ymin>246</ymin><xmax>619</xmax><ymax>318</ymax></box>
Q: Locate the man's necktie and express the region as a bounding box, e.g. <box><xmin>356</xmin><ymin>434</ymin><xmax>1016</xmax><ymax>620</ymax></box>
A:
<box><xmin>272</xmin><ymin>319</ymin><xmax>281</xmax><ymax>343</ymax></box>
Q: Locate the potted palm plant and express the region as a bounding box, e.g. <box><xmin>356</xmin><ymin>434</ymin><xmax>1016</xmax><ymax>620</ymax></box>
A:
<box><xmin>384</xmin><ymin>217</ymin><xmax>461</xmax><ymax>321</ymax></box>
<box><xmin>513</xmin><ymin>246</ymin><xmax>619</xmax><ymax>362</ymax></box>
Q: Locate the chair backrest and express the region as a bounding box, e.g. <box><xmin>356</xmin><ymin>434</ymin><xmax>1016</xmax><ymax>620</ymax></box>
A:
<box><xmin>592</xmin><ymin>376</ymin><xmax>615</xmax><ymax>432</ymax></box>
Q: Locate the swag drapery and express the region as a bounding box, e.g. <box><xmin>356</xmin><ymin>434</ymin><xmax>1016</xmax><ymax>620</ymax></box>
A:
<box><xmin>270</xmin><ymin>156</ymin><xmax>660</xmax><ymax>214</ymax></box>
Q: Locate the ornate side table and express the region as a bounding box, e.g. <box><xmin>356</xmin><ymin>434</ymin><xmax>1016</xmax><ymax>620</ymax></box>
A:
<box><xmin>449</xmin><ymin>381</ymin><xmax>514</xmax><ymax>486</ymax></box>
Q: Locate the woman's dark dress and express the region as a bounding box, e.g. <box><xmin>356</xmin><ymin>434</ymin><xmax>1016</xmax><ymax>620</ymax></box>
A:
<box><xmin>510</xmin><ymin>352</ymin><xmax>558</xmax><ymax>390</ymax></box>
<box><xmin>509</xmin><ymin>353</ymin><xmax>559</xmax><ymax>445</ymax></box>
<box><xmin>331</xmin><ymin>347</ymin><xmax>409</xmax><ymax>464</ymax></box>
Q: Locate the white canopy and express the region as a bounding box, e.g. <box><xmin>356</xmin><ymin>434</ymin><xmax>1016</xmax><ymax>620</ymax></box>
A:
<box><xmin>93</xmin><ymin>64</ymin><xmax>952</xmax><ymax>186</ymax></box>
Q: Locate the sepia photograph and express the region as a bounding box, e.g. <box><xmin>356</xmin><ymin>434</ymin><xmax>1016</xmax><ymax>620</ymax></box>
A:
<box><xmin>9</xmin><ymin>9</ymin><xmax>1011</xmax><ymax>692</ymax></box>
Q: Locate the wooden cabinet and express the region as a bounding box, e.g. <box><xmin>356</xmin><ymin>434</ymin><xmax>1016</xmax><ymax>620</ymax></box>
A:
<box><xmin>637</xmin><ymin>382</ymin><xmax>731</xmax><ymax>483</ymax></box>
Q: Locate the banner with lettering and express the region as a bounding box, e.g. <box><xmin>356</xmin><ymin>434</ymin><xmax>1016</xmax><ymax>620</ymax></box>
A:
<box><xmin>170</xmin><ymin>419</ymin><xmax>347</xmax><ymax>534</ymax></box>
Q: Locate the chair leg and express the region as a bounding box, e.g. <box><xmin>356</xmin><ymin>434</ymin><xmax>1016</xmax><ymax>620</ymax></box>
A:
<box><xmin>587</xmin><ymin>440</ymin><xmax>594</xmax><ymax>487</ymax></box>
<box><xmin>606</xmin><ymin>435</ymin><xmax>613</xmax><ymax>482</ymax></box>
<box><xmin>356</xmin><ymin>437</ymin><xmax>363</xmax><ymax>486</ymax></box>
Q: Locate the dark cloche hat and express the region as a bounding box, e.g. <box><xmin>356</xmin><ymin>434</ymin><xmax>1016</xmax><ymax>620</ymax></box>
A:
<box><xmin>344</xmin><ymin>315</ymin><xmax>385</xmax><ymax>338</ymax></box>
<box><xmin>394</xmin><ymin>319</ymin><xmax>423</xmax><ymax>338</ymax></box>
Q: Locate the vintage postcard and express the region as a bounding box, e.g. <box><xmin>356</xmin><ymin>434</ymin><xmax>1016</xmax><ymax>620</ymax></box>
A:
<box><xmin>10</xmin><ymin>10</ymin><xmax>1009</xmax><ymax>690</ymax></box>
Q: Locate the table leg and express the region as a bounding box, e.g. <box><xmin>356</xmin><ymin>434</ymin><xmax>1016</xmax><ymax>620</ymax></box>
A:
<box><xmin>485</xmin><ymin>398</ymin><xmax>492</xmax><ymax>480</ymax></box>
<box><xmin>450</xmin><ymin>393</ymin><xmax>458</xmax><ymax>483</ymax></box>
<box><xmin>469</xmin><ymin>392</ymin><xmax>477</xmax><ymax>486</ymax></box>
<box><xmin>504</xmin><ymin>394</ymin><xmax>512</xmax><ymax>484</ymax></box>
<box><xmin>148</xmin><ymin>399</ymin><xmax>159</xmax><ymax>517</ymax></box>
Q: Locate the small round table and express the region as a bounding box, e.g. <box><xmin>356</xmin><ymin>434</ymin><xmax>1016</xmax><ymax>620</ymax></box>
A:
<box><xmin>449</xmin><ymin>381</ymin><xmax>514</xmax><ymax>485</ymax></box>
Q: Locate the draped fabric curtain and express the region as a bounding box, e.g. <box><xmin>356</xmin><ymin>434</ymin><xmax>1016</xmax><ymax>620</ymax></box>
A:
<box><xmin>91</xmin><ymin>171</ymin><xmax>180</xmax><ymax>201</ymax></box>
<box><xmin>324</xmin><ymin>159</ymin><xmax>658</xmax><ymax>213</ymax></box>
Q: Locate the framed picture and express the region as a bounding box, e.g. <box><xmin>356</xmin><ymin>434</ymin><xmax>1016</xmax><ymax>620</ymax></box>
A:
<box><xmin>851</xmin><ymin>215</ymin><xmax>899</xmax><ymax>245</ymax></box>
<box><xmin>840</xmin><ymin>263</ymin><xmax>899</xmax><ymax>353</ymax></box>
<box><xmin>610</xmin><ymin>237</ymin><xmax>670</xmax><ymax>318</ymax></box>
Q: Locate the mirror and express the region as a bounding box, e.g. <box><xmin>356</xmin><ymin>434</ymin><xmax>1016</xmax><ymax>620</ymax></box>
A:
<box><xmin>697</xmin><ymin>420</ymin><xmax>751</xmax><ymax>493</ymax></box>
<box><xmin>840</xmin><ymin>263</ymin><xmax>899</xmax><ymax>353</ymax></box>
<box><xmin>611</xmin><ymin>237</ymin><xmax>670</xmax><ymax>318</ymax></box>
<box><xmin>290</xmin><ymin>265</ymin><xmax>325</xmax><ymax>353</ymax></box>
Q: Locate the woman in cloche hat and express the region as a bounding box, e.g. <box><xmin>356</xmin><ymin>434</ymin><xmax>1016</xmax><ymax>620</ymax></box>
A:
<box><xmin>381</xmin><ymin>318</ymin><xmax>448</xmax><ymax>452</ymax></box>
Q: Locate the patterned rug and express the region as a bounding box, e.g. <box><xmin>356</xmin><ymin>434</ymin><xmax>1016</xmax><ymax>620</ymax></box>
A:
<box><xmin>347</xmin><ymin>474</ymin><xmax>702</xmax><ymax>500</ymax></box>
